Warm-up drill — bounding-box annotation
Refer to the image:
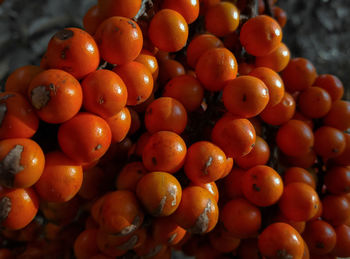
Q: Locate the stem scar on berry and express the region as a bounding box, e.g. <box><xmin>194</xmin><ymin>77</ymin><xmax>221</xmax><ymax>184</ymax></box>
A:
<box><xmin>54</xmin><ymin>29</ymin><xmax>74</xmax><ymax>40</ymax></box>
<box><xmin>189</xmin><ymin>199</ymin><xmax>212</xmax><ymax>234</ymax></box>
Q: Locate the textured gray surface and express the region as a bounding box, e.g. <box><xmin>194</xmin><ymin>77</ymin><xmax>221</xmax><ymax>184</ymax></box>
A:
<box><xmin>278</xmin><ymin>0</ymin><xmax>350</xmax><ymax>99</ymax></box>
<box><xmin>0</xmin><ymin>0</ymin><xmax>94</xmax><ymax>82</ymax></box>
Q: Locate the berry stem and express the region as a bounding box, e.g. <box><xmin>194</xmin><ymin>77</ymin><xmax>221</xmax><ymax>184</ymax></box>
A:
<box><xmin>263</xmin><ymin>0</ymin><xmax>273</xmax><ymax>16</ymax></box>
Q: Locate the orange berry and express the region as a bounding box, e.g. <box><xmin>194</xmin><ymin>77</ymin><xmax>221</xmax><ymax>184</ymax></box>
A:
<box><xmin>242</xmin><ymin>165</ymin><xmax>283</xmax><ymax>207</ymax></box>
<box><xmin>82</xmin><ymin>69</ymin><xmax>127</xmax><ymax>118</ymax></box>
<box><xmin>281</xmin><ymin>57</ymin><xmax>317</xmax><ymax>93</ymax></box>
<box><xmin>255</xmin><ymin>42</ymin><xmax>290</xmax><ymax>72</ymax></box>
<box><xmin>240</xmin><ymin>15</ymin><xmax>282</xmax><ymax>56</ymax></box>
<box><xmin>144</xmin><ymin>97</ymin><xmax>187</xmax><ymax>134</ymax></box>
<box><xmin>46</xmin><ymin>27</ymin><xmax>99</xmax><ymax>79</ymax></box>
<box><xmin>148</xmin><ymin>9</ymin><xmax>188</xmax><ymax>52</ymax></box>
<box><xmin>0</xmin><ymin>138</ymin><xmax>44</xmax><ymax>188</ymax></box>
<box><xmin>195</xmin><ymin>48</ymin><xmax>238</xmax><ymax>91</ymax></box>
<box><xmin>220</xmin><ymin>198</ymin><xmax>261</xmax><ymax>238</ymax></box>
<box><xmin>136</xmin><ymin>171</ymin><xmax>182</xmax><ymax>216</ymax></box>
<box><xmin>5</xmin><ymin>65</ymin><xmax>43</xmax><ymax>96</ymax></box>
<box><xmin>184</xmin><ymin>141</ymin><xmax>227</xmax><ymax>184</ymax></box>
<box><xmin>0</xmin><ymin>187</ymin><xmax>39</xmax><ymax>230</ymax></box>
<box><xmin>278</xmin><ymin>182</ymin><xmax>320</xmax><ymax>221</ymax></box>
<box><xmin>205</xmin><ymin>2</ymin><xmax>240</xmax><ymax>37</ymax></box>
<box><xmin>223</xmin><ymin>75</ymin><xmax>269</xmax><ymax>118</ymax></box>
<box><xmin>95</xmin><ymin>17</ymin><xmax>143</xmax><ymax>65</ymax></box>
<box><xmin>211</xmin><ymin>114</ymin><xmax>256</xmax><ymax>158</ymax></box>
<box><xmin>142</xmin><ymin>131</ymin><xmax>187</xmax><ymax>174</ymax></box>
<box><xmin>260</xmin><ymin>92</ymin><xmax>296</xmax><ymax>126</ymax></box>
<box><xmin>162</xmin><ymin>0</ymin><xmax>199</xmax><ymax>24</ymax></box>
<box><xmin>113</xmin><ymin>62</ymin><xmax>153</xmax><ymax>106</ymax></box>
<box><xmin>171</xmin><ymin>186</ymin><xmax>219</xmax><ymax>234</ymax></box>
<box><xmin>186</xmin><ymin>34</ymin><xmax>223</xmax><ymax>68</ymax></box>
<box><xmin>34</xmin><ymin>151</ymin><xmax>83</xmax><ymax>203</ymax></box>
<box><xmin>28</xmin><ymin>69</ymin><xmax>83</xmax><ymax>124</ymax></box>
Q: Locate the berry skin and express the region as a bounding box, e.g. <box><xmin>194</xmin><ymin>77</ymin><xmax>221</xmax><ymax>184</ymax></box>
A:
<box><xmin>46</xmin><ymin>27</ymin><xmax>100</xmax><ymax>79</ymax></box>
<box><xmin>240</xmin><ymin>15</ymin><xmax>282</xmax><ymax>56</ymax></box>
<box><xmin>95</xmin><ymin>17</ymin><xmax>143</xmax><ymax>65</ymax></box>
<box><xmin>195</xmin><ymin>48</ymin><xmax>238</xmax><ymax>92</ymax></box>
<box><xmin>148</xmin><ymin>9</ymin><xmax>188</xmax><ymax>52</ymax></box>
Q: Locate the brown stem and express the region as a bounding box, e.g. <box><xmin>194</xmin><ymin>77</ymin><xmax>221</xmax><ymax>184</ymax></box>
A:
<box><xmin>263</xmin><ymin>0</ymin><xmax>273</xmax><ymax>17</ymax></box>
<box><xmin>246</xmin><ymin>0</ymin><xmax>259</xmax><ymax>18</ymax></box>
<box><xmin>315</xmin><ymin>155</ymin><xmax>327</xmax><ymax>198</ymax></box>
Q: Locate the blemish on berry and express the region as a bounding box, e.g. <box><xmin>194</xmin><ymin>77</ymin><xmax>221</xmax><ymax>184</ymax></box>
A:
<box><xmin>31</xmin><ymin>86</ymin><xmax>51</xmax><ymax>110</ymax></box>
<box><xmin>169</xmin><ymin>185</ymin><xmax>177</xmax><ymax>206</ymax></box>
<box><xmin>49</xmin><ymin>83</ymin><xmax>57</xmax><ymax>95</ymax></box>
<box><xmin>0</xmin><ymin>94</ymin><xmax>15</xmax><ymax>101</ymax></box>
<box><xmin>0</xmin><ymin>197</ymin><xmax>11</xmax><ymax>222</ymax></box>
<box><xmin>316</xmin><ymin>242</ymin><xmax>325</xmax><ymax>249</ymax></box>
<box><xmin>189</xmin><ymin>199</ymin><xmax>212</xmax><ymax>234</ymax></box>
<box><xmin>276</xmin><ymin>249</ymin><xmax>293</xmax><ymax>259</ymax></box>
<box><xmin>119</xmin><ymin>215</ymin><xmax>141</xmax><ymax>236</ymax></box>
<box><xmin>95</xmin><ymin>144</ymin><xmax>102</xmax><ymax>151</ymax></box>
<box><xmin>98</xmin><ymin>96</ymin><xmax>104</xmax><ymax>104</ymax></box>
<box><xmin>168</xmin><ymin>233</ymin><xmax>178</xmax><ymax>244</ymax></box>
<box><xmin>117</xmin><ymin>235</ymin><xmax>138</xmax><ymax>250</ymax></box>
<box><xmin>152</xmin><ymin>157</ymin><xmax>157</xmax><ymax>165</ymax></box>
<box><xmin>253</xmin><ymin>183</ymin><xmax>260</xmax><ymax>192</ymax></box>
<box><xmin>0</xmin><ymin>145</ymin><xmax>24</xmax><ymax>188</ymax></box>
<box><xmin>154</xmin><ymin>195</ymin><xmax>167</xmax><ymax>216</ymax></box>
<box><xmin>55</xmin><ymin>29</ymin><xmax>74</xmax><ymax>40</ymax></box>
<box><xmin>145</xmin><ymin>245</ymin><xmax>163</xmax><ymax>258</ymax></box>
<box><xmin>0</xmin><ymin>103</ymin><xmax>7</xmax><ymax>127</ymax></box>
<box><xmin>203</xmin><ymin>156</ymin><xmax>213</xmax><ymax>175</ymax></box>
<box><xmin>61</xmin><ymin>47</ymin><xmax>69</xmax><ymax>59</ymax></box>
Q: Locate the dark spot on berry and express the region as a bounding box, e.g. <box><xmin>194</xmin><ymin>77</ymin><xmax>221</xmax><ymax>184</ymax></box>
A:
<box><xmin>252</xmin><ymin>183</ymin><xmax>260</xmax><ymax>192</ymax></box>
<box><xmin>0</xmin><ymin>103</ymin><xmax>7</xmax><ymax>127</ymax></box>
<box><xmin>316</xmin><ymin>242</ymin><xmax>325</xmax><ymax>249</ymax></box>
<box><xmin>49</xmin><ymin>83</ymin><xmax>57</xmax><ymax>95</ymax></box>
<box><xmin>98</xmin><ymin>96</ymin><xmax>104</xmax><ymax>104</ymax></box>
<box><xmin>61</xmin><ymin>46</ymin><xmax>69</xmax><ymax>59</ymax></box>
<box><xmin>55</xmin><ymin>29</ymin><xmax>74</xmax><ymax>40</ymax></box>
<box><xmin>152</xmin><ymin>157</ymin><xmax>157</xmax><ymax>165</ymax></box>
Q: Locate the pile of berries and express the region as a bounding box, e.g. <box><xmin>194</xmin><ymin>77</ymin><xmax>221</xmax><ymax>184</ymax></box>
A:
<box><xmin>0</xmin><ymin>0</ymin><xmax>350</xmax><ymax>258</ymax></box>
